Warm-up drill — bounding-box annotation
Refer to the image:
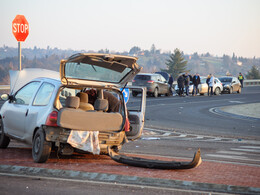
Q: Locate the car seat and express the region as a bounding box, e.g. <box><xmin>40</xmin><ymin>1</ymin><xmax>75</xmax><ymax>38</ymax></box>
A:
<box><xmin>65</xmin><ymin>96</ymin><xmax>80</xmax><ymax>109</ymax></box>
<box><xmin>94</xmin><ymin>89</ymin><xmax>109</xmax><ymax>112</ymax></box>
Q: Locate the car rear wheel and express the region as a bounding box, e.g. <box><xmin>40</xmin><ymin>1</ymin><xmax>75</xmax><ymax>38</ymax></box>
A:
<box><xmin>229</xmin><ymin>87</ymin><xmax>233</xmax><ymax>94</ymax></box>
<box><xmin>153</xmin><ymin>88</ymin><xmax>158</xmax><ymax>98</ymax></box>
<box><xmin>0</xmin><ymin>118</ymin><xmax>10</xmax><ymax>148</ymax></box>
<box><xmin>237</xmin><ymin>87</ymin><xmax>241</xmax><ymax>94</ymax></box>
<box><xmin>214</xmin><ymin>87</ymin><xmax>220</xmax><ymax>95</ymax></box>
<box><xmin>32</xmin><ymin>128</ymin><xmax>52</xmax><ymax>163</ymax></box>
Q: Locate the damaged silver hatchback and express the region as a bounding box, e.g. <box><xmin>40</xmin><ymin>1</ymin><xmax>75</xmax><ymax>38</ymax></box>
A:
<box><xmin>0</xmin><ymin>53</ymin><xmax>146</xmax><ymax>163</ymax></box>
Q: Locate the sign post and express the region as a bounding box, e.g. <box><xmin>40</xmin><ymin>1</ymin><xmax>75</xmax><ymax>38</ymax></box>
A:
<box><xmin>12</xmin><ymin>15</ymin><xmax>29</xmax><ymax>71</ymax></box>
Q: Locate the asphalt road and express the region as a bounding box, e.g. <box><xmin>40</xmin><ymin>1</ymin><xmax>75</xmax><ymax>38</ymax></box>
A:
<box><xmin>128</xmin><ymin>86</ymin><xmax>260</xmax><ymax>138</ymax></box>
<box><xmin>1</xmin><ymin>86</ymin><xmax>260</xmax><ymax>194</ymax></box>
<box><xmin>123</xmin><ymin>86</ymin><xmax>260</xmax><ymax>166</ymax></box>
<box><xmin>0</xmin><ymin>174</ymin><xmax>212</xmax><ymax>195</ymax></box>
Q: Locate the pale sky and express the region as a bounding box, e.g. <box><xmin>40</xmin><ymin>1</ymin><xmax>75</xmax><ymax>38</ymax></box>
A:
<box><xmin>1</xmin><ymin>0</ymin><xmax>260</xmax><ymax>58</ymax></box>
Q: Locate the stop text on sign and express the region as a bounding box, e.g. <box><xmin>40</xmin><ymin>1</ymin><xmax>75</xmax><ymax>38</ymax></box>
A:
<box><xmin>13</xmin><ymin>23</ymin><xmax>29</xmax><ymax>33</ymax></box>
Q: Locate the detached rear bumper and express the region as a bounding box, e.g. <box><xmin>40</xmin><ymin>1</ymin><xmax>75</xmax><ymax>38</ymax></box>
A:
<box><xmin>108</xmin><ymin>147</ymin><xmax>202</xmax><ymax>169</ymax></box>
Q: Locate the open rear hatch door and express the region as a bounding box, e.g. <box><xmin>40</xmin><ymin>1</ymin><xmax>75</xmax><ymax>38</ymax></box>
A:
<box><xmin>60</xmin><ymin>53</ymin><xmax>141</xmax><ymax>88</ymax></box>
<box><xmin>126</xmin><ymin>86</ymin><xmax>146</xmax><ymax>140</ymax></box>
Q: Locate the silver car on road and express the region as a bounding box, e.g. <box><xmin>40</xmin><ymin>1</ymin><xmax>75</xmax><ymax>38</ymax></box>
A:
<box><xmin>0</xmin><ymin>53</ymin><xmax>146</xmax><ymax>163</ymax></box>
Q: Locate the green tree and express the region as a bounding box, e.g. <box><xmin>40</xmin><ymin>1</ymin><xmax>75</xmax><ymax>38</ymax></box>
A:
<box><xmin>162</xmin><ymin>48</ymin><xmax>188</xmax><ymax>80</ymax></box>
<box><xmin>192</xmin><ymin>52</ymin><xmax>200</xmax><ymax>60</ymax></box>
<box><xmin>129</xmin><ymin>46</ymin><xmax>141</xmax><ymax>55</ymax></box>
<box><xmin>246</xmin><ymin>65</ymin><xmax>260</xmax><ymax>79</ymax></box>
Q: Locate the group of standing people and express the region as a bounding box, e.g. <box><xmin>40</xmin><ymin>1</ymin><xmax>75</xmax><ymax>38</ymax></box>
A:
<box><xmin>177</xmin><ymin>73</ymin><xmax>201</xmax><ymax>97</ymax></box>
<box><xmin>177</xmin><ymin>72</ymin><xmax>244</xmax><ymax>97</ymax></box>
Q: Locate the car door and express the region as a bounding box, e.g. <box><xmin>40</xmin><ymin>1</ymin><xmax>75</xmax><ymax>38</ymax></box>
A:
<box><xmin>25</xmin><ymin>82</ymin><xmax>56</xmax><ymax>139</ymax></box>
<box><xmin>232</xmin><ymin>78</ymin><xmax>238</xmax><ymax>91</ymax></box>
<box><xmin>160</xmin><ymin>75</ymin><xmax>168</xmax><ymax>94</ymax></box>
<box><xmin>234</xmin><ymin>78</ymin><xmax>240</xmax><ymax>91</ymax></box>
<box><xmin>2</xmin><ymin>81</ymin><xmax>41</xmax><ymax>138</ymax></box>
<box><xmin>126</xmin><ymin>86</ymin><xmax>146</xmax><ymax>140</ymax></box>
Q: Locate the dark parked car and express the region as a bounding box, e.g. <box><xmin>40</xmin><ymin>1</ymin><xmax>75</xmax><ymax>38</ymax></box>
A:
<box><xmin>132</xmin><ymin>73</ymin><xmax>171</xmax><ymax>97</ymax></box>
<box><xmin>218</xmin><ymin>76</ymin><xmax>241</xmax><ymax>94</ymax></box>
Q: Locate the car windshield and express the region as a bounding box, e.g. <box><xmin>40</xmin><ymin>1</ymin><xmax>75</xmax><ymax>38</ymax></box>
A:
<box><xmin>219</xmin><ymin>78</ymin><xmax>232</xmax><ymax>82</ymax></box>
<box><xmin>65</xmin><ymin>62</ymin><xmax>132</xmax><ymax>83</ymax></box>
<box><xmin>134</xmin><ymin>75</ymin><xmax>151</xmax><ymax>81</ymax></box>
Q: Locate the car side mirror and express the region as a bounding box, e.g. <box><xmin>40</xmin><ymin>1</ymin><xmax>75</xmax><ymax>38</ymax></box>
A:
<box><xmin>0</xmin><ymin>94</ymin><xmax>15</xmax><ymax>102</ymax></box>
<box><xmin>0</xmin><ymin>94</ymin><xmax>9</xmax><ymax>101</ymax></box>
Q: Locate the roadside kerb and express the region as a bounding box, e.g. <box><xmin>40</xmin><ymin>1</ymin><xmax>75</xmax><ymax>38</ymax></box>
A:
<box><xmin>0</xmin><ymin>164</ymin><xmax>259</xmax><ymax>195</ymax></box>
<box><xmin>210</xmin><ymin>103</ymin><xmax>260</xmax><ymax>121</ymax></box>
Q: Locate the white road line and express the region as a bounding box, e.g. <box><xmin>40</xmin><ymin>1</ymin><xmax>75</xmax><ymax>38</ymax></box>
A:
<box><xmin>162</xmin><ymin>132</ymin><xmax>171</xmax><ymax>136</ymax></box>
<box><xmin>174</xmin><ymin>134</ymin><xmax>187</xmax><ymax>138</ymax></box>
<box><xmin>240</xmin><ymin>146</ymin><xmax>260</xmax><ymax>149</ymax></box>
<box><xmin>229</xmin><ymin>101</ymin><xmax>244</xmax><ymax>103</ymax></box>
<box><xmin>206</xmin><ymin>154</ymin><xmax>260</xmax><ymax>162</ymax></box>
<box><xmin>217</xmin><ymin>151</ymin><xmax>246</xmax><ymax>155</ymax></box>
<box><xmin>230</xmin><ymin>148</ymin><xmax>260</xmax><ymax>153</ymax></box>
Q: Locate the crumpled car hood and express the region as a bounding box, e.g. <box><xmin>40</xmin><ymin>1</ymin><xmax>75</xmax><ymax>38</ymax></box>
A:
<box><xmin>9</xmin><ymin>68</ymin><xmax>60</xmax><ymax>94</ymax></box>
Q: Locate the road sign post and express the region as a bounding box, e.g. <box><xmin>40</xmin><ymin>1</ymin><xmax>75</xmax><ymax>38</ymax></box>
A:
<box><xmin>12</xmin><ymin>15</ymin><xmax>29</xmax><ymax>71</ymax></box>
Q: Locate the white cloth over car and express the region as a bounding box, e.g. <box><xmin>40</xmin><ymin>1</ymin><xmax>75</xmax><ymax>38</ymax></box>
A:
<box><xmin>67</xmin><ymin>130</ymin><xmax>100</xmax><ymax>154</ymax></box>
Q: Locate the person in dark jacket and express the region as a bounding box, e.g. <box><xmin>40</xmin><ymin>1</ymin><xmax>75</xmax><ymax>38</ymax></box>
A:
<box><xmin>192</xmin><ymin>73</ymin><xmax>201</xmax><ymax>96</ymax></box>
<box><xmin>184</xmin><ymin>73</ymin><xmax>190</xmax><ymax>96</ymax></box>
<box><xmin>177</xmin><ymin>74</ymin><xmax>185</xmax><ymax>97</ymax></box>
<box><xmin>168</xmin><ymin>75</ymin><xmax>174</xmax><ymax>93</ymax></box>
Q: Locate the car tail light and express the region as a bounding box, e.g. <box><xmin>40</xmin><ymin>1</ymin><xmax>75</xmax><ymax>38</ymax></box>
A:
<box><xmin>147</xmin><ymin>80</ymin><xmax>154</xmax><ymax>83</ymax></box>
<box><xmin>45</xmin><ymin>111</ymin><xmax>58</xmax><ymax>126</ymax></box>
<box><xmin>124</xmin><ymin>117</ymin><xmax>130</xmax><ymax>132</ymax></box>
<box><xmin>132</xmin><ymin>80</ymin><xmax>135</xmax><ymax>82</ymax></box>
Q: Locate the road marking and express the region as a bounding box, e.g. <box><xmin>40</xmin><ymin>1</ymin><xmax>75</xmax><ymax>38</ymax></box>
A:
<box><xmin>206</xmin><ymin>154</ymin><xmax>260</xmax><ymax>162</ymax></box>
<box><xmin>143</xmin><ymin>127</ymin><xmax>260</xmax><ymax>144</ymax></box>
<box><xmin>230</xmin><ymin>148</ymin><xmax>260</xmax><ymax>153</ymax></box>
<box><xmin>240</xmin><ymin>146</ymin><xmax>260</xmax><ymax>149</ymax></box>
<box><xmin>217</xmin><ymin>151</ymin><xmax>246</xmax><ymax>155</ymax></box>
<box><xmin>229</xmin><ymin>101</ymin><xmax>244</xmax><ymax>103</ymax></box>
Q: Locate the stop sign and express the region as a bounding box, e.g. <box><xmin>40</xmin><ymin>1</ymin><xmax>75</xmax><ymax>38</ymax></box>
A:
<box><xmin>12</xmin><ymin>15</ymin><xmax>29</xmax><ymax>42</ymax></box>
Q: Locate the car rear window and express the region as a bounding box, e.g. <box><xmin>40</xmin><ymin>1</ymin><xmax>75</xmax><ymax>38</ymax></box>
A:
<box><xmin>134</xmin><ymin>75</ymin><xmax>151</xmax><ymax>80</ymax></box>
<box><xmin>64</xmin><ymin>62</ymin><xmax>132</xmax><ymax>83</ymax></box>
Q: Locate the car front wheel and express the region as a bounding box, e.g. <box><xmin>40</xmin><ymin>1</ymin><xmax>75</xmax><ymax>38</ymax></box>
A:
<box><xmin>153</xmin><ymin>88</ymin><xmax>158</xmax><ymax>98</ymax></box>
<box><xmin>229</xmin><ymin>87</ymin><xmax>233</xmax><ymax>94</ymax></box>
<box><xmin>214</xmin><ymin>87</ymin><xmax>220</xmax><ymax>95</ymax></box>
<box><xmin>0</xmin><ymin>118</ymin><xmax>10</xmax><ymax>148</ymax></box>
<box><xmin>237</xmin><ymin>87</ymin><xmax>241</xmax><ymax>94</ymax></box>
<box><xmin>32</xmin><ymin>128</ymin><xmax>52</xmax><ymax>163</ymax></box>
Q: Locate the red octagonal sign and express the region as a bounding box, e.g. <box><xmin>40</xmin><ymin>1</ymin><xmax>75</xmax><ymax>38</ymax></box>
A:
<box><xmin>12</xmin><ymin>15</ymin><xmax>29</xmax><ymax>42</ymax></box>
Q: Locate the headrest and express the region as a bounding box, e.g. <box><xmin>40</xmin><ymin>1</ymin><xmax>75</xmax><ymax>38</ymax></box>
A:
<box><xmin>76</xmin><ymin>92</ymin><xmax>89</xmax><ymax>103</ymax></box>
<box><xmin>65</xmin><ymin>96</ymin><xmax>80</xmax><ymax>109</ymax></box>
<box><xmin>79</xmin><ymin>102</ymin><xmax>94</xmax><ymax>111</ymax></box>
<box><xmin>94</xmin><ymin>99</ymin><xmax>108</xmax><ymax>112</ymax></box>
